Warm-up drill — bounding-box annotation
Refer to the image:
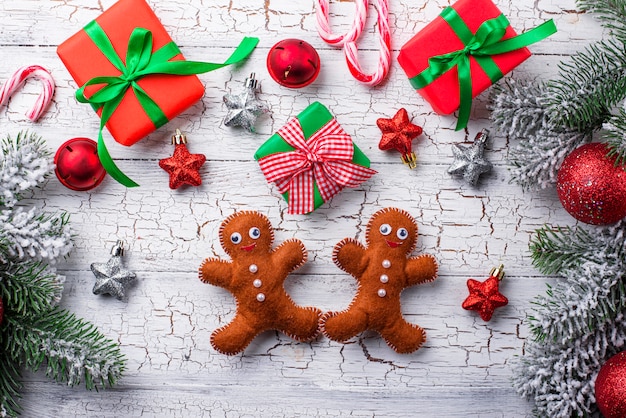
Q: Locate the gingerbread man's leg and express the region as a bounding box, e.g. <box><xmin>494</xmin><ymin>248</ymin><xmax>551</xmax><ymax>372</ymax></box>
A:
<box><xmin>378</xmin><ymin>314</ymin><xmax>425</xmax><ymax>354</ymax></box>
<box><xmin>277</xmin><ymin>305</ymin><xmax>321</xmax><ymax>342</ymax></box>
<box><xmin>211</xmin><ymin>315</ymin><xmax>259</xmax><ymax>355</ymax></box>
<box><xmin>321</xmin><ymin>308</ymin><xmax>369</xmax><ymax>343</ymax></box>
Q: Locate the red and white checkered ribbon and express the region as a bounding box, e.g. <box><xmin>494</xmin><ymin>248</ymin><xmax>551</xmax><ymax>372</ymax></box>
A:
<box><xmin>258</xmin><ymin>117</ymin><xmax>376</xmax><ymax>214</ymax></box>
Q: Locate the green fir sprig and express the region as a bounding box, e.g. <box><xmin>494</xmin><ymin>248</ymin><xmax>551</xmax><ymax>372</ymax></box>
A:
<box><xmin>548</xmin><ymin>39</ymin><xmax>626</xmax><ymax>131</ymax></box>
<box><xmin>0</xmin><ymin>131</ymin><xmax>126</xmax><ymax>416</ymax></box>
<box><xmin>490</xmin><ymin>2</ymin><xmax>626</xmax><ymax>187</ymax></box>
<box><xmin>577</xmin><ymin>0</ymin><xmax>626</xmax><ymax>38</ymax></box>
<box><xmin>493</xmin><ymin>1</ymin><xmax>626</xmax><ymax>415</ymax></box>
<box><xmin>603</xmin><ymin>107</ymin><xmax>626</xmax><ymax>166</ymax></box>
<box><xmin>4</xmin><ymin>309</ymin><xmax>125</xmax><ymax>389</ymax></box>
<box><xmin>515</xmin><ymin>221</ymin><xmax>626</xmax><ymax>416</ymax></box>
<box><xmin>489</xmin><ymin>80</ymin><xmax>590</xmax><ymax>190</ymax></box>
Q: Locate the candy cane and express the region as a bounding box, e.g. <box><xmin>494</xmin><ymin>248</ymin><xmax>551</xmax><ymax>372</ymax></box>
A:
<box><xmin>0</xmin><ymin>65</ymin><xmax>55</xmax><ymax>122</ymax></box>
<box><xmin>315</xmin><ymin>0</ymin><xmax>391</xmax><ymax>86</ymax></box>
<box><xmin>315</xmin><ymin>0</ymin><xmax>367</xmax><ymax>46</ymax></box>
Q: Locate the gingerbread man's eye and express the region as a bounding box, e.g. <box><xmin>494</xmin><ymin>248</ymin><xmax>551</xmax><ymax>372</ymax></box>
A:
<box><xmin>230</xmin><ymin>232</ymin><xmax>242</xmax><ymax>244</ymax></box>
<box><xmin>249</xmin><ymin>227</ymin><xmax>261</xmax><ymax>239</ymax></box>
<box><xmin>397</xmin><ymin>228</ymin><xmax>409</xmax><ymax>240</ymax></box>
<box><xmin>379</xmin><ymin>224</ymin><xmax>392</xmax><ymax>235</ymax></box>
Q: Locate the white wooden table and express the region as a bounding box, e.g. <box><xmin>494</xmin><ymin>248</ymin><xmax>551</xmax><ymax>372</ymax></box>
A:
<box><xmin>0</xmin><ymin>0</ymin><xmax>599</xmax><ymax>416</ymax></box>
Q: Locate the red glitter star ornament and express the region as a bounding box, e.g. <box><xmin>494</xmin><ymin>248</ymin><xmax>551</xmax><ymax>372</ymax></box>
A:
<box><xmin>377</xmin><ymin>108</ymin><xmax>423</xmax><ymax>169</ymax></box>
<box><xmin>159</xmin><ymin>129</ymin><xmax>207</xmax><ymax>189</ymax></box>
<box><xmin>462</xmin><ymin>265</ymin><xmax>508</xmax><ymax>321</ymax></box>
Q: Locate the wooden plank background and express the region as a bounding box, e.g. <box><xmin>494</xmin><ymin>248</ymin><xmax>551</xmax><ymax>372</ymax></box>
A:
<box><xmin>0</xmin><ymin>0</ymin><xmax>599</xmax><ymax>416</ymax></box>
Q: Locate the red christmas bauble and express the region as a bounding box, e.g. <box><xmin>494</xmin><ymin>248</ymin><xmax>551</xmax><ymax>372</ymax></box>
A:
<box><xmin>595</xmin><ymin>351</ymin><xmax>626</xmax><ymax>418</ymax></box>
<box><xmin>54</xmin><ymin>138</ymin><xmax>106</xmax><ymax>191</ymax></box>
<box><xmin>266</xmin><ymin>39</ymin><xmax>320</xmax><ymax>88</ymax></box>
<box><xmin>556</xmin><ymin>143</ymin><xmax>626</xmax><ymax>225</ymax></box>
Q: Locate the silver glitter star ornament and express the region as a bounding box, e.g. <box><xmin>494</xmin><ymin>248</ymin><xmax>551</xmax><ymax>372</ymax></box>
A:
<box><xmin>91</xmin><ymin>240</ymin><xmax>137</xmax><ymax>301</ymax></box>
<box><xmin>223</xmin><ymin>73</ymin><xmax>269</xmax><ymax>132</ymax></box>
<box><xmin>448</xmin><ymin>129</ymin><xmax>493</xmax><ymax>186</ymax></box>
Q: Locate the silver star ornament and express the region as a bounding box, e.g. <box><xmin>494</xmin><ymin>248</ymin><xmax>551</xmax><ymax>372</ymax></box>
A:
<box><xmin>223</xmin><ymin>73</ymin><xmax>269</xmax><ymax>132</ymax></box>
<box><xmin>91</xmin><ymin>240</ymin><xmax>136</xmax><ymax>301</ymax></box>
<box><xmin>447</xmin><ymin>129</ymin><xmax>493</xmax><ymax>186</ymax></box>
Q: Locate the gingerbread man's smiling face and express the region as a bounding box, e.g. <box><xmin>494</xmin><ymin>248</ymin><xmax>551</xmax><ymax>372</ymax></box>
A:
<box><xmin>219</xmin><ymin>211</ymin><xmax>274</xmax><ymax>256</ymax></box>
<box><xmin>365</xmin><ymin>208</ymin><xmax>418</xmax><ymax>253</ymax></box>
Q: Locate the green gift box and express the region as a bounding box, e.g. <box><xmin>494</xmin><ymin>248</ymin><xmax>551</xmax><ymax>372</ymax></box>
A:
<box><xmin>254</xmin><ymin>102</ymin><xmax>376</xmax><ymax>214</ymax></box>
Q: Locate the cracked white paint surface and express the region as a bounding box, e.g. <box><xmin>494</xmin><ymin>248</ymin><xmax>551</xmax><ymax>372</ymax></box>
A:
<box><xmin>1</xmin><ymin>0</ymin><xmax>598</xmax><ymax>416</ymax></box>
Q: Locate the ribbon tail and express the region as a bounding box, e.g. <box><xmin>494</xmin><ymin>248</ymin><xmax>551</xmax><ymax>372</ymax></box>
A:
<box><xmin>455</xmin><ymin>59</ymin><xmax>473</xmax><ymax>131</ymax></box>
<box><xmin>480</xmin><ymin>19</ymin><xmax>558</xmax><ymax>56</ymax></box>
<box><xmin>97</xmin><ymin>132</ymin><xmax>139</xmax><ymax>188</ymax></box>
<box><xmin>97</xmin><ymin>100</ymin><xmax>140</xmax><ymax>187</ymax></box>
<box><xmin>287</xmin><ymin>170</ymin><xmax>315</xmax><ymax>215</ymax></box>
<box><xmin>224</xmin><ymin>37</ymin><xmax>260</xmax><ymax>65</ymax></box>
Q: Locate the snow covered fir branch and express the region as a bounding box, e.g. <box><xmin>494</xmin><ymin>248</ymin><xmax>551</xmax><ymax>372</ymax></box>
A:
<box><xmin>0</xmin><ymin>131</ymin><xmax>125</xmax><ymax>417</ymax></box>
<box><xmin>490</xmin><ymin>0</ymin><xmax>626</xmax><ymax>191</ymax></box>
<box><xmin>489</xmin><ymin>0</ymin><xmax>626</xmax><ymax>415</ymax></box>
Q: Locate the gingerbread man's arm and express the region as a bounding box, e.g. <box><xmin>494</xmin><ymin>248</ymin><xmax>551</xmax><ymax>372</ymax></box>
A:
<box><xmin>333</xmin><ymin>238</ymin><xmax>368</xmax><ymax>279</ymax></box>
<box><xmin>271</xmin><ymin>238</ymin><xmax>307</xmax><ymax>276</ymax></box>
<box><xmin>199</xmin><ymin>258</ymin><xmax>233</xmax><ymax>289</ymax></box>
<box><xmin>404</xmin><ymin>254</ymin><xmax>438</xmax><ymax>287</ymax></box>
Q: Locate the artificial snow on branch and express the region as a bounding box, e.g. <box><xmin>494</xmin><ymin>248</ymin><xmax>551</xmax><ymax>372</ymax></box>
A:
<box><xmin>0</xmin><ymin>131</ymin><xmax>125</xmax><ymax>417</ymax></box>
<box><xmin>490</xmin><ymin>0</ymin><xmax>626</xmax><ymax>415</ymax></box>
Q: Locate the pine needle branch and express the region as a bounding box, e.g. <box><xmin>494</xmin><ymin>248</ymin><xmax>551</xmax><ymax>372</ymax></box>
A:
<box><xmin>0</xmin><ymin>132</ymin><xmax>53</xmax><ymax>208</ymax></box>
<box><xmin>530</xmin><ymin>226</ymin><xmax>595</xmax><ymax>275</ymax></box>
<box><xmin>513</xmin><ymin>310</ymin><xmax>626</xmax><ymax>417</ymax></box>
<box><xmin>527</xmin><ymin>222</ymin><xmax>626</xmax><ymax>343</ymax></box>
<box><xmin>577</xmin><ymin>0</ymin><xmax>626</xmax><ymax>40</ymax></box>
<box><xmin>0</xmin><ymin>208</ymin><xmax>72</xmax><ymax>263</ymax></box>
<box><xmin>0</xmin><ymin>353</ymin><xmax>22</xmax><ymax>418</ymax></box>
<box><xmin>548</xmin><ymin>39</ymin><xmax>626</xmax><ymax>130</ymax></box>
<box><xmin>602</xmin><ymin>107</ymin><xmax>626</xmax><ymax>165</ymax></box>
<box><xmin>489</xmin><ymin>79</ymin><xmax>552</xmax><ymax>139</ymax></box>
<box><xmin>490</xmin><ymin>79</ymin><xmax>591</xmax><ymax>190</ymax></box>
<box><xmin>6</xmin><ymin>308</ymin><xmax>125</xmax><ymax>390</ymax></box>
<box><xmin>0</xmin><ymin>261</ymin><xmax>65</xmax><ymax>317</ymax></box>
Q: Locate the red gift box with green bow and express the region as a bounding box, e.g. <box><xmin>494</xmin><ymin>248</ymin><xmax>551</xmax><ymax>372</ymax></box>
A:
<box><xmin>57</xmin><ymin>0</ymin><xmax>257</xmax><ymax>187</ymax></box>
<box><xmin>254</xmin><ymin>102</ymin><xmax>377</xmax><ymax>215</ymax></box>
<box><xmin>397</xmin><ymin>0</ymin><xmax>556</xmax><ymax>131</ymax></box>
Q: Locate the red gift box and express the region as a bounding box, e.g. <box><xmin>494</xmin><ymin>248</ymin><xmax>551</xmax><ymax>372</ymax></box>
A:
<box><xmin>57</xmin><ymin>0</ymin><xmax>204</xmax><ymax>146</ymax></box>
<box><xmin>397</xmin><ymin>0</ymin><xmax>556</xmax><ymax>126</ymax></box>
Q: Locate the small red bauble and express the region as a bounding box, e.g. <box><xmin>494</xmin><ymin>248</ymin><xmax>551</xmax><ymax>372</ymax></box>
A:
<box><xmin>557</xmin><ymin>143</ymin><xmax>626</xmax><ymax>225</ymax></box>
<box><xmin>266</xmin><ymin>39</ymin><xmax>320</xmax><ymax>88</ymax></box>
<box><xmin>595</xmin><ymin>351</ymin><xmax>626</xmax><ymax>418</ymax></box>
<box><xmin>54</xmin><ymin>138</ymin><xmax>106</xmax><ymax>191</ymax></box>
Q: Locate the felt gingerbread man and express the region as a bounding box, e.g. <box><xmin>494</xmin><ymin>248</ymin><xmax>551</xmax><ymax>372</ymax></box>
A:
<box><xmin>199</xmin><ymin>211</ymin><xmax>321</xmax><ymax>355</ymax></box>
<box><xmin>321</xmin><ymin>207</ymin><xmax>438</xmax><ymax>353</ymax></box>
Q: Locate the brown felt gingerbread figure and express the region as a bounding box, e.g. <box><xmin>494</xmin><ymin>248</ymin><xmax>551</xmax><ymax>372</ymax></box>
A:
<box><xmin>199</xmin><ymin>211</ymin><xmax>321</xmax><ymax>355</ymax></box>
<box><xmin>321</xmin><ymin>207</ymin><xmax>438</xmax><ymax>353</ymax></box>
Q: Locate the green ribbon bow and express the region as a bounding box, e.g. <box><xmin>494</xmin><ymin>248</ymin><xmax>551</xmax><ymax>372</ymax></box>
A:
<box><xmin>408</xmin><ymin>8</ymin><xmax>556</xmax><ymax>131</ymax></box>
<box><xmin>76</xmin><ymin>20</ymin><xmax>259</xmax><ymax>187</ymax></box>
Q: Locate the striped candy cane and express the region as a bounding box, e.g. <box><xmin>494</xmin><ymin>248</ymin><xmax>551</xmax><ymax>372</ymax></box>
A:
<box><xmin>315</xmin><ymin>0</ymin><xmax>391</xmax><ymax>86</ymax></box>
<box><xmin>315</xmin><ymin>0</ymin><xmax>367</xmax><ymax>46</ymax></box>
<box><xmin>0</xmin><ymin>65</ymin><xmax>55</xmax><ymax>122</ymax></box>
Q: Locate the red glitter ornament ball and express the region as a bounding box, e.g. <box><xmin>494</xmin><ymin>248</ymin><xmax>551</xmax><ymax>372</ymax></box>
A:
<box><xmin>595</xmin><ymin>351</ymin><xmax>626</xmax><ymax>418</ymax></box>
<box><xmin>54</xmin><ymin>138</ymin><xmax>106</xmax><ymax>191</ymax></box>
<box><xmin>557</xmin><ymin>143</ymin><xmax>626</xmax><ymax>225</ymax></box>
<box><xmin>266</xmin><ymin>39</ymin><xmax>320</xmax><ymax>88</ymax></box>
